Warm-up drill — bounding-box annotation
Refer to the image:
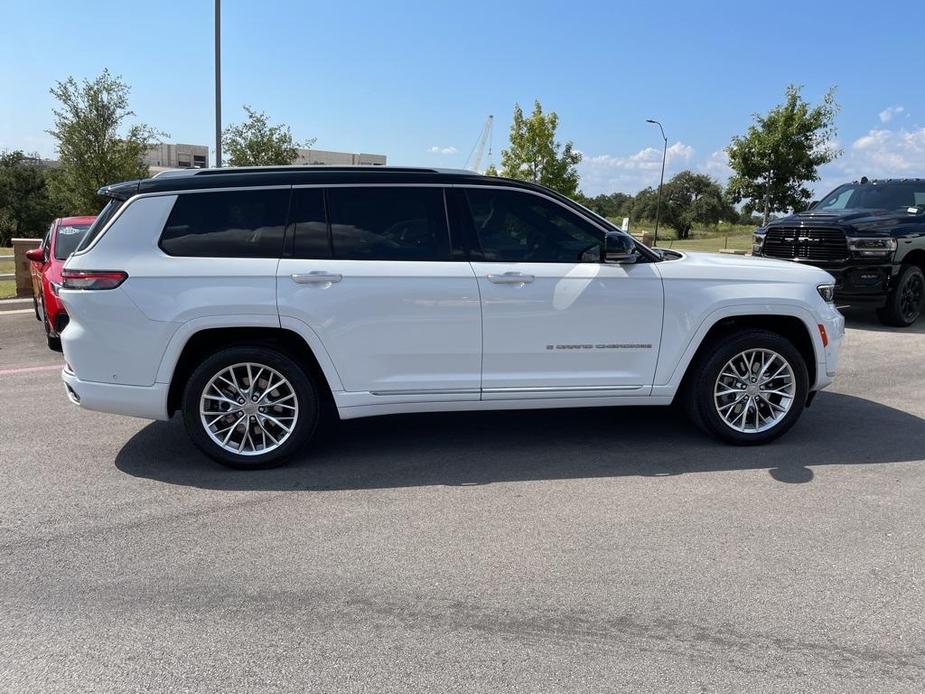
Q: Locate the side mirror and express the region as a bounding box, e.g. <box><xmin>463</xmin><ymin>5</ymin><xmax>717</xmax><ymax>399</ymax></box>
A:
<box><xmin>604</xmin><ymin>232</ymin><xmax>638</xmax><ymax>264</ymax></box>
<box><xmin>25</xmin><ymin>247</ymin><xmax>44</xmax><ymax>263</ymax></box>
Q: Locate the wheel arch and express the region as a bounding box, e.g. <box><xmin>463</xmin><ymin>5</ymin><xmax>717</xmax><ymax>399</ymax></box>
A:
<box><xmin>673</xmin><ymin>312</ymin><xmax>818</xmax><ymax>400</ymax></box>
<box><xmin>165</xmin><ymin>325</ymin><xmax>340</xmax><ymax>416</ymax></box>
<box><xmin>899</xmin><ymin>248</ymin><xmax>925</xmax><ymax>273</ymax></box>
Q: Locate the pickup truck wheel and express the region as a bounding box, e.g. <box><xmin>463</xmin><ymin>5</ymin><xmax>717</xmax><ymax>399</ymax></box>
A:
<box><xmin>686</xmin><ymin>330</ymin><xmax>809</xmax><ymax>445</ymax></box>
<box><xmin>878</xmin><ymin>264</ymin><xmax>924</xmax><ymax>327</ymax></box>
<box><xmin>182</xmin><ymin>346</ymin><xmax>319</xmax><ymax>469</ymax></box>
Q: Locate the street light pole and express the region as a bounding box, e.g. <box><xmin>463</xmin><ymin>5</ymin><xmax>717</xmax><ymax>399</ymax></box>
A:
<box><xmin>214</xmin><ymin>0</ymin><xmax>222</xmax><ymax>168</ymax></box>
<box><xmin>646</xmin><ymin>119</ymin><xmax>668</xmax><ymax>247</ymax></box>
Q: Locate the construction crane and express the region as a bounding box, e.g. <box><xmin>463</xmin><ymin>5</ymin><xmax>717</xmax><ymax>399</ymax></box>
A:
<box><xmin>465</xmin><ymin>115</ymin><xmax>494</xmax><ymax>173</ymax></box>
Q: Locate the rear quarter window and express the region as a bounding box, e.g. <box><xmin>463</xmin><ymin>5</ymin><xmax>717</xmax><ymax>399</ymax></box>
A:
<box><xmin>159</xmin><ymin>189</ymin><xmax>290</xmax><ymax>258</ymax></box>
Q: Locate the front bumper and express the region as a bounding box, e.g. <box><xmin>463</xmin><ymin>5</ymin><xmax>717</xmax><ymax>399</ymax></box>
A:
<box><xmin>817</xmin><ymin>304</ymin><xmax>845</xmax><ymax>384</ymax></box>
<box><xmin>62</xmin><ymin>369</ymin><xmax>170</xmax><ymax>421</ymax></box>
<box><xmin>829</xmin><ymin>264</ymin><xmax>893</xmax><ymax>307</ymax></box>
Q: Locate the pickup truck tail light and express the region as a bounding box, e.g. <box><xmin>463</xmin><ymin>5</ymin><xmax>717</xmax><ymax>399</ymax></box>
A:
<box><xmin>61</xmin><ymin>269</ymin><xmax>128</xmax><ymax>290</ymax></box>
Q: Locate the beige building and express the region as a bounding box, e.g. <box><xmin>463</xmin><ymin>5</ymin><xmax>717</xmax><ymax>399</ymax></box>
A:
<box><xmin>143</xmin><ymin>143</ymin><xmax>386</xmax><ymax>173</ymax></box>
<box><xmin>294</xmin><ymin>148</ymin><xmax>386</xmax><ymax>166</ymax></box>
<box><xmin>144</xmin><ymin>143</ymin><xmax>209</xmax><ymax>171</ymax></box>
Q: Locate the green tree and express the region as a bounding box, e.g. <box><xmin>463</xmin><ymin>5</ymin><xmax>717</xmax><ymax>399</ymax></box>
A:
<box><xmin>500</xmin><ymin>100</ymin><xmax>581</xmax><ymax>196</ymax></box>
<box><xmin>0</xmin><ymin>151</ymin><xmax>60</xmax><ymax>245</ymax></box>
<box><xmin>222</xmin><ymin>106</ymin><xmax>314</xmax><ymax>167</ymax></box>
<box><xmin>484</xmin><ymin>164</ymin><xmax>499</xmax><ymax>177</ymax></box>
<box><xmin>48</xmin><ymin>69</ymin><xmax>161</xmax><ymax>214</ymax></box>
<box><xmin>727</xmin><ymin>85</ymin><xmax>840</xmax><ymax>224</ymax></box>
<box><xmin>632</xmin><ymin>171</ymin><xmax>731</xmax><ymax>240</ymax></box>
<box><xmin>579</xmin><ymin>191</ymin><xmax>634</xmax><ymax>219</ymax></box>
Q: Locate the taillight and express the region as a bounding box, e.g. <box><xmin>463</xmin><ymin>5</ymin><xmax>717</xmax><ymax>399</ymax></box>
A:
<box><xmin>61</xmin><ymin>269</ymin><xmax>128</xmax><ymax>290</ymax></box>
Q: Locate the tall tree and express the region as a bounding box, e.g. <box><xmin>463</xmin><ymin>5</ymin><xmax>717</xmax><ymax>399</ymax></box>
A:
<box><xmin>48</xmin><ymin>69</ymin><xmax>161</xmax><ymax>214</ymax></box>
<box><xmin>222</xmin><ymin>106</ymin><xmax>314</xmax><ymax>167</ymax></box>
<box><xmin>0</xmin><ymin>151</ymin><xmax>59</xmax><ymax>245</ymax></box>
<box><xmin>500</xmin><ymin>100</ymin><xmax>581</xmax><ymax>196</ymax></box>
<box><xmin>726</xmin><ymin>85</ymin><xmax>840</xmax><ymax>223</ymax></box>
<box><xmin>632</xmin><ymin>171</ymin><xmax>731</xmax><ymax>239</ymax></box>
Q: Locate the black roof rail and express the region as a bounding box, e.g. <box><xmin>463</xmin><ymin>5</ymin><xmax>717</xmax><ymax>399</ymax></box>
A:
<box><xmin>192</xmin><ymin>165</ymin><xmax>442</xmax><ymax>176</ymax></box>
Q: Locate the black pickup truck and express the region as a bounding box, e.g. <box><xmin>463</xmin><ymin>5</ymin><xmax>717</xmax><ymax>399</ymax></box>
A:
<box><xmin>753</xmin><ymin>178</ymin><xmax>925</xmax><ymax>326</ymax></box>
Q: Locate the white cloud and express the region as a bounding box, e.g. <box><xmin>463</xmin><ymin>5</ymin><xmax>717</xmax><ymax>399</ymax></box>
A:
<box><xmin>702</xmin><ymin>149</ymin><xmax>732</xmax><ymax>180</ymax></box>
<box><xmin>577</xmin><ymin>141</ymin><xmax>695</xmax><ymax>194</ymax></box>
<box><xmin>813</xmin><ymin>125</ymin><xmax>925</xmax><ymax>196</ymax></box>
<box><xmin>429</xmin><ymin>145</ymin><xmax>457</xmax><ymax>155</ymax></box>
<box><xmin>878</xmin><ymin>105</ymin><xmax>905</xmax><ymax>123</ymax></box>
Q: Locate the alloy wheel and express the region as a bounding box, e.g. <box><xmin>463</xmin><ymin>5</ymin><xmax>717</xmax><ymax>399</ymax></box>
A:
<box><xmin>713</xmin><ymin>349</ymin><xmax>795</xmax><ymax>433</ymax></box>
<box><xmin>199</xmin><ymin>362</ymin><xmax>299</xmax><ymax>456</ymax></box>
<box><xmin>900</xmin><ymin>272</ymin><xmax>924</xmax><ymax>323</ymax></box>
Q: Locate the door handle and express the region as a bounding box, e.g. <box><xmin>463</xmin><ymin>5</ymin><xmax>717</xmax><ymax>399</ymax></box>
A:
<box><xmin>487</xmin><ymin>272</ymin><xmax>535</xmax><ymax>284</ymax></box>
<box><xmin>291</xmin><ymin>271</ymin><xmax>343</xmax><ymax>284</ymax></box>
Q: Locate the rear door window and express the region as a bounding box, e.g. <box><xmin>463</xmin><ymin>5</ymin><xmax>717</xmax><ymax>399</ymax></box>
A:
<box><xmin>160</xmin><ymin>189</ymin><xmax>290</xmax><ymax>257</ymax></box>
<box><xmin>327</xmin><ymin>187</ymin><xmax>450</xmax><ymax>261</ymax></box>
<box><xmin>290</xmin><ymin>188</ymin><xmax>330</xmax><ymax>258</ymax></box>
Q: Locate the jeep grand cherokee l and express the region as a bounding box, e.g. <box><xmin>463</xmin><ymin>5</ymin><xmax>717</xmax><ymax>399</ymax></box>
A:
<box><xmin>754</xmin><ymin>178</ymin><xmax>925</xmax><ymax>326</ymax></box>
<box><xmin>58</xmin><ymin>166</ymin><xmax>844</xmax><ymax>469</ymax></box>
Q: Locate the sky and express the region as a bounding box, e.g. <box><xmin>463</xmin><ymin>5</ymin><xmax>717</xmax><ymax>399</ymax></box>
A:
<box><xmin>2</xmin><ymin>0</ymin><xmax>924</xmax><ymax>197</ymax></box>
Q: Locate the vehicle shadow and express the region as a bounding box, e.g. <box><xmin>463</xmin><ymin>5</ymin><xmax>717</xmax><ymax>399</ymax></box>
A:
<box><xmin>115</xmin><ymin>392</ymin><xmax>925</xmax><ymax>490</ymax></box>
<box><xmin>842</xmin><ymin>307</ymin><xmax>925</xmax><ymax>334</ymax></box>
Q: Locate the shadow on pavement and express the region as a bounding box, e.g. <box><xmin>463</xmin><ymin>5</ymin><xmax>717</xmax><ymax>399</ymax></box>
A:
<box><xmin>115</xmin><ymin>391</ymin><xmax>925</xmax><ymax>490</ymax></box>
<box><xmin>841</xmin><ymin>307</ymin><xmax>925</xmax><ymax>334</ymax></box>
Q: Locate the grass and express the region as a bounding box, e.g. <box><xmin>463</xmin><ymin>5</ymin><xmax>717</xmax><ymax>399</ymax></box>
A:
<box><xmin>0</xmin><ymin>247</ymin><xmax>15</xmax><ymax>299</ymax></box>
<box><xmin>627</xmin><ymin>223</ymin><xmax>756</xmax><ymax>253</ymax></box>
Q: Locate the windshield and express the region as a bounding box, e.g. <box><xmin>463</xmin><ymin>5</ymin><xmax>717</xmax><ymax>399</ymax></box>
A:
<box><xmin>53</xmin><ymin>223</ymin><xmax>93</xmax><ymax>260</ymax></box>
<box><xmin>817</xmin><ymin>182</ymin><xmax>925</xmax><ymax>211</ymax></box>
<box><xmin>74</xmin><ymin>199</ymin><xmax>125</xmax><ymax>253</ymax></box>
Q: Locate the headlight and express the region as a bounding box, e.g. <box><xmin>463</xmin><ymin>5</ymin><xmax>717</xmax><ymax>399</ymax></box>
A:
<box><xmin>752</xmin><ymin>231</ymin><xmax>766</xmax><ymax>255</ymax></box>
<box><xmin>816</xmin><ymin>283</ymin><xmax>836</xmax><ymax>303</ymax></box>
<box><xmin>847</xmin><ymin>237</ymin><xmax>897</xmax><ymax>257</ymax></box>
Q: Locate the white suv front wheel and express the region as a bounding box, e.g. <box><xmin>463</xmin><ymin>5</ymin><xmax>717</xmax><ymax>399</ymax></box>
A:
<box><xmin>182</xmin><ymin>346</ymin><xmax>319</xmax><ymax>469</ymax></box>
<box><xmin>685</xmin><ymin>329</ymin><xmax>809</xmax><ymax>445</ymax></box>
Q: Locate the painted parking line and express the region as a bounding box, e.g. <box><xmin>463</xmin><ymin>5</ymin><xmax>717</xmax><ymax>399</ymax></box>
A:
<box><xmin>0</xmin><ymin>364</ymin><xmax>62</xmax><ymax>376</ymax></box>
<box><xmin>0</xmin><ymin>309</ymin><xmax>35</xmax><ymax>316</ymax></box>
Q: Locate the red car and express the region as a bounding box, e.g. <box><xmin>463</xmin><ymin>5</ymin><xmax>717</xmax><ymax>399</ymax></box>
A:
<box><xmin>26</xmin><ymin>215</ymin><xmax>96</xmax><ymax>350</ymax></box>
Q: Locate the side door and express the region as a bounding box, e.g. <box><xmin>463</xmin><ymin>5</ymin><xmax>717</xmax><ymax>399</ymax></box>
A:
<box><xmin>458</xmin><ymin>186</ymin><xmax>663</xmax><ymax>398</ymax></box>
<box><xmin>276</xmin><ymin>185</ymin><xmax>482</xmax><ymax>406</ymax></box>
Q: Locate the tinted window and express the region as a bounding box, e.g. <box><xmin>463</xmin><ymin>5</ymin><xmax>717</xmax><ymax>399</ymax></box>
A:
<box><xmin>290</xmin><ymin>188</ymin><xmax>330</xmax><ymax>258</ymax></box>
<box><xmin>464</xmin><ymin>188</ymin><xmax>602</xmax><ymax>262</ymax></box>
<box><xmin>53</xmin><ymin>223</ymin><xmax>93</xmax><ymax>260</ymax></box>
<box><xmin>327</xmin><ymin>187</ymin><xmax>450</xmax><ymax>261</ymax></box>
<box><xmin>76</xmin><ymin>199</ymin><xmax>124</xmax><ymax>253</ymax></box>
<box><xmin>818</xmin><ymin>182</ymin><xmax>925</xmax><ymax>211</ymax></box>
<box><xmin>160</xmin><ymin>189</ymin><xmax>289</xmax><ymax>257</ymax></box>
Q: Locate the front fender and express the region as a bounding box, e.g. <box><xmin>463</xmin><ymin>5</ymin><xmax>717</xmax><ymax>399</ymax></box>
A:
<box><xmin>654</xmin><ymin>300</ymin><xmax>827</xmax><ymax>394</ymax></box>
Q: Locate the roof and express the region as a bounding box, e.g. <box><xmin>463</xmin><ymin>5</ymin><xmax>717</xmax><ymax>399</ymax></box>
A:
<box><xmin>97</xmin><ymin>165</ymin><xmax>536</xmax><ymax>199</ymax></box>
<box><xmin>94</xmin><ymin>165</ymin><xmax>615</xmax><ymax>235</ymax></box>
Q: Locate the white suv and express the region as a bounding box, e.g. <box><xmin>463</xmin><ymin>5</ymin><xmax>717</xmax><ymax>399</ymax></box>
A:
<box><xmin>59</xmin><ymin>167</ymin><xmax>845</xmax><ymax>468</ymax></box>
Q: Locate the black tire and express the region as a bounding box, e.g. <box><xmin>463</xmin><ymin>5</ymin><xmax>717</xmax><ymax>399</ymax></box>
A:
<box><xmin>182</xmin><ymin>346</ymin><xmax>320</xmax><ymax>469</ymax></box>
<box><xmin>42</xmin><ymin>296</ymin><xmax>61</xmax><ymax>352</ymax></box>
<box><xmin>684</xmin><ymin>329</ymin><xmax>809</xmax><ymax>445</ymax></box>
<box><xmin>877</xmin><ymin>264</ymin><xmax>924</xmax><ymax>327</ymax></box>
<box><xmin>32</xmin><ymin>293</ymin><xmax>41</xmax><ymax>321</ymax></box>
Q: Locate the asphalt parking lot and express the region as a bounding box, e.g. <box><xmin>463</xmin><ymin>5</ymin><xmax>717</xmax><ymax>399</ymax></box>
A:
<box><xmin>1</xmin><ymin>306</ymin><xmax>924</xmax><ymax>693</ymax></box>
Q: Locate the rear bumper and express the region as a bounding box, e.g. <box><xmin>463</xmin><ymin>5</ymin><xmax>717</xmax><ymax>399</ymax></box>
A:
<box><xmin>62</xmin><ymin>369</ymin><xmax>170</xmax><ymax>421</ymax></box>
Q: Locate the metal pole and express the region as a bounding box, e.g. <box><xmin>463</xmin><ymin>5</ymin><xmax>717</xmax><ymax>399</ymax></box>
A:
<box><xmin>214</xmin><ymin>0</ymin><xmax>222</xmax><ymax>168</ymax></box>
<box><xmin>647</xmin><ymin>119</ymin><xmax>668</xmax><ymax>247</ymax></box>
